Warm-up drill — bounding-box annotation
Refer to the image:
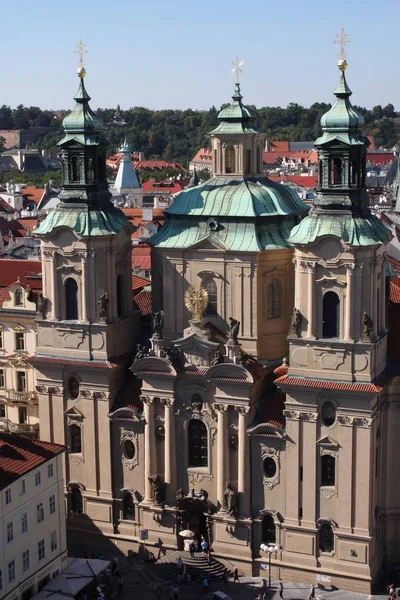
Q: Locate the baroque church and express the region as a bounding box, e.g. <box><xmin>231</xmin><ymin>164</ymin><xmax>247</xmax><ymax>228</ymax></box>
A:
<box><xmin>31</xmin><ymin>55</ymin><xmax>400</xmax><ymax>594</ymax></box>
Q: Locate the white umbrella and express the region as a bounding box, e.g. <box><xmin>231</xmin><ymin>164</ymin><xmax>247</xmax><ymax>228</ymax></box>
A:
<box><xmin>179</xmin><ymin>529</ymin><xmax>195</xmax><ymax>538</ymax></box>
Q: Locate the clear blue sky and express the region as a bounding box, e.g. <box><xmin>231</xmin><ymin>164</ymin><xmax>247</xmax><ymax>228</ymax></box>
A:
<box><xmin>3</xmin><ymin>0</ymin><xmax>398</xmax><ymax>111</ymax></box>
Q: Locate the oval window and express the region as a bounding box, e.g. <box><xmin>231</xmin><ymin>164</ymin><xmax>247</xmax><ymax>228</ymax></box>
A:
<box><xmin>263</xmin><ymin>457</ymin><xmax>277</xmax><ymax>479</ymax></box>
<box><xmin>321</xmin><ymin>401</ymin><xmax>336</xmax><ymax>427</ymax></box>
<box><xmin>124</xmin><ymin>440</ymin><xmax>135</xmax><ymax>460</ymax></box>
<box><xmin>68</xmin><ymin>377</ymin><xmax>79</xmax><ymax>400</ymax></box>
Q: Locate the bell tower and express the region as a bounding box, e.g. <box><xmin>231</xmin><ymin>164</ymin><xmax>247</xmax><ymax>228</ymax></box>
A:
<box><xmin>275</xmin><ymin>54</ymin><xmax>391</xmax><ymax>589</ymax></box>
<box><xmin>31</xmin><ymin>60</ymin><xmax>139</xmax><ymax>538</ymax></box>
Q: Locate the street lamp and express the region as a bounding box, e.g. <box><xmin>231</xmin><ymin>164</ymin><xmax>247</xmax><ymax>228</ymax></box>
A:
<box><xmin>260</xmin><ymin>544</ymin><xmax>282</xmax><ymax>588</ymax></box>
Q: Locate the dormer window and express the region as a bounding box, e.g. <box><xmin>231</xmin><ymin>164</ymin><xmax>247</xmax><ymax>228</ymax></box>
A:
<box><xmin>14</xmin><ymin>288</ymin><xmax>23</xmax><ymax>306</ymax></box>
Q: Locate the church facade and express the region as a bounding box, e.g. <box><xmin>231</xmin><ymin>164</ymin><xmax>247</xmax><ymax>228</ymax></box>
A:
<box><xmin>31</xmin><ymin>58</ymin><xmax>400</xmax><ymax>594</ymax></box>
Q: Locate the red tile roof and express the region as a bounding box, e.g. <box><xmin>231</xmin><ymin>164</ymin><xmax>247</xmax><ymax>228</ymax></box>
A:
<box><xmin>268</xmin><ymin>141</ymin><xmax>289</xmax><ymax>152</ymax></box>
<box><xmin>0</xmin><ymin>433</ymin><xmax>65</xmax><ymax>490</ymax></box>
<box><xmin>367</xmin><ymin>152</ymin><xmax>395</xmax><ymax>166</ymax></box>
<box><xmin>269</xmin><ymin>174</ymin><xmax>318</xmax><ymax>188</ymax></box>
<box><xmin>263</xmin><ymin>152</ymin><xmax>284</xmax><ymax>165</ymax></box>
<box><xmin>142</xmin><ymin>180</ymin><xmax>188</xmax><ymax>195</ymax></box>
<box><xmin>22</xmin><ymin>186</ymin><xmax>45</xmax><ymax>205</ymax></box>
<box><xmin>275</xmin><ymin>374</ymin><xmax>382</xmax><ymax>394</ymax></box>
<box><xmin>133</xmin><ymin>290</ymin><xmax>152</xmax><ymax>316</ymax></box>
<box><xmin>0</xmin><ymin>259</ymin><xmax>42</xmax><ymax>289</ymax></box>
<box><xmin>390</xmin><ymin>277</ymin><xmax>400</xmax><ymax>303</ymax></box>
<box><xmin>132</xmin><ymin>255</ymin><xmax>151</xmax><ymax>270</ymax></box>
<box><xmin>191</xmin><ymin>148</ymin><xmax>213</xmax><ymax>164</ymax></box>
<box><xmin>132</xmin><ymin>274</ymin><xmax>151</xmax><ymax>291</ymax></box>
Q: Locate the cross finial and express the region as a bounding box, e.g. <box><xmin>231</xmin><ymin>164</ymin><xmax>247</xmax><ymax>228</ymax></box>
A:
<box><xmin>334</xmin><ymin>26</ymin><xmax>351</xmax><ymax>61</ymax></box>
<box><xmin>231</xmin><ymin>56</ymin><xmax>244</xmax><ymax>84</ymax></box>
<box><xmin>74</xmin><ymin>38</ymin><xmax>88</xmax><ymax>72</ymax></box>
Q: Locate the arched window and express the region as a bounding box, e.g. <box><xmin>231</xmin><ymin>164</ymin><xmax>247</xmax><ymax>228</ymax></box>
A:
<box><xmin>86</xmin><ymin>157</ymin><xmax>94</xmax><ymax>182</ymax></box>
<box><xmin>122</xmin><ymin>493</ymin><xmax>135</xmax><ymax>521</ymax></box>
<box><xmin>351</xmin><ymin>160</ymin><xmax>358</xmax><ymax>185</ymax></box>
<box><xmin>14</xmin><ymin>288</ymin><xmax>23</xmax><ymax>306</ymax></box>
<box><xmin>70</xmin><ymin>487</ymin><xmax>83</xmax><ymax>514</ymax></box>
<box><xmin>267</xmin><ymin>279</ymin><xmax>282</xmax><ymax>319</ymax></box>
<box><xmin>321</xmin><ymin>455</ymin><xmax>336</xmax><ymax>487</ymax></box>
<box><xmin>322</xmin><ymin>291</ymin><xmax>340</xmax><ymax>338</ymax></box>
<box><xmin>188</xmin><ymin>420</ymin><xmax>208</xmax><ymax>467</ymax></box>
<box><xmin>70</xmin><ymin>156</ymin><xmax>79</xmax><ymax>182</ymax></box>
<box><xmin>261</xmin><ymin>514</ymin><xmax>276</xmax><ymax>544</ymax></box>
<box><xmin>318</xmin><ymin>160</ymin><xmax>323</xmax><ymax>186</ymax></box>
<box><xmin>257</xmin><ymin>146</ymin><xmax>261</xmax><ymax>172</ymax></box>
<box><xmin>225</xmin><ymin>146</ymin><xmax>235</xmax><ymax>174</ymax></box>
<box><xmin>244</xmin><ymin>150</ymin><xmax>251</xmax><ymax>174</ymax></box>
<box><xmin>319</xmin><ymin>523</ymin><xmax>334</xmax><ymax>553</ymax></box>
<box><xmin>331</xmin><ymin>157</ymin><xmax>342</xmax><ymax>185</ymax></box>
<box><xmin>117</xmin><ymin>275</ymin><xmax>124</xmax><ymax>317</ymax></box>
<box><xmin>69</xmin><ymin>424</ymin><xmax>82</xmax><ymax>454</ymax></box>
<box><xmin>65</xmin><ymin>278</ymin><xmax>78</xmax><ymax>320</ymax></box>
<box><xmin>204</xmin><ymin>280</ymin><xmax>217</xmax><ymax>315</ymax></box>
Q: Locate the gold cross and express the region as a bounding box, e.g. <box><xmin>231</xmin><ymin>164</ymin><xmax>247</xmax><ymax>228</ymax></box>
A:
<box><xmin>334</xmin><ymin>26</ymin><xmax>351</xmax><ymax>60</ymax></box>
<box><xmin>190</xmin><ymin>475</ymin><xmax>196</xmax><ymax>490</ymax></box>
<box><xmin>74</xmin><ymin>38</ymin><xmax>88</xmax><ymax>70</ymax></box>
<box><xmin>231</xmin><ymin>57</ymin><xmax>244</xmax><ymax>83</ymax></box>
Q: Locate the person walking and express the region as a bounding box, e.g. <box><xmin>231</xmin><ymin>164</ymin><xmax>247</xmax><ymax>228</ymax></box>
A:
<box><xmin>309</xmin><ymin>583</ymin><xmax>315</xmax><ymax>599</ymax></box>
<box><xmin>233</xmin><ymin>567</ymin><xmax>240</xmax><ymax>583</ymax></box>
<box><xmin>279</xmin><ymin>580</ymin><xmax>284</xmax><ymax>599</ymax></box>
<box><xmin>201</xmin><ymin>538</ymin><xmax>208</xmax><ymax>557</ymax></box>
<box><xmin>177</xmin><ymin>556</ymin><xmax>183</xmax><ymax>573</ymax></box>
<box><xmin>117</xmin><ymin>576</ymin><xmax>124</xmax><ymax>593</ymax></box>
<box><xmin>189</xmin><ymin>542</ymin><xmax>195</xmax><ymax>558</ymax></box>
<box><xmin>203</xmin><ymin>577</ymin><xmax>209</xmax><ymax>592</ymax></box>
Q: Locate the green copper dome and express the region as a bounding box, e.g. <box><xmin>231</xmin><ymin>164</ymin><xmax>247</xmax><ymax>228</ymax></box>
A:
<box><xmin>59</xmin><ymin>78</ymin><xmax>104</xmax><ymax>146</ymax></box>
<box><xmin>315</xmin><ymin>67</ymin><xmax>366</xmax><ymax>147</ymax></box>
<box><xmin>209</xmin><ymin>83</ymin><xmax>261</xmax><ymax>135</ymax></box>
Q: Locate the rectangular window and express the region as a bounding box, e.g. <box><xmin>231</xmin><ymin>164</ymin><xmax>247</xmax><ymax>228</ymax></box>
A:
<box><xmin>22</xmin><ymin>549</ymin><xmax>30</xmax><ymax>572</ymax></box>
<box><xmin>37</xmin><ymin>502</ymin><xmax>44</xmax><ymax>523</ymax></box>
<box><xmin>21</xmin><ymin>512</ymin><xmax>28</xmax><ymax>533</ymax></box>
<box><xmin>38</xmin><ymin>539</ymin><xmax>45</xmax><ymax>561</ymax></box>
<box><xmin>48</xmin><ymin>463</ymin><xmax>54</xmax><ymax>479</ymax></box>
<box><xmin>17</xmin><ymin>371</ymin><xmax>26</xmax><ymax>392</ymax></box>
<box><xmin>18</xmin><ymin>406</ymin><xmax>27</xmax><ymax>424</ymax></box>
<box><xmin>0</xmin><ymin>368</ymin><xmax>4</xmax><ymax>388</ymax></box>
<box><xmin>8</xmin><ymin>560</ymin><xmax>15</xmax><ymax>583</ymax></box>
<box><xmin>50</xmin><ymin>530</ymin><xmax>57</xmax><ymax>552</ymax></box>
<box><xmin>35</xmin><ymin>470</ymin><xmax>41</xmax><ymax>486</ymax></box>
<box><xmin>49</xmin><ymin>494</ymin><xmax>56</xmax><ymax>515</ymax></box>
<box><xmin>20</xmin><ymin>479</ymin><xmax>26</xmax><ymax>496</ymax></box>
<box><xmin>0</xmin><ymin>404</ymin><xmax>5</xmax><ymax>418</ymax></box>
<box><xmin>7</xmin><ymin>521</ymin><xmax>13</xmax><ymax>543</ymax></box>
<box><xmin>15</xmin><ymin>332</ymin><xmax>25</xmax><ymax>351</ymax></box>
<box><xmin>5</xmin><ymin>488</ymin><xmax>11</xmax><ymax>505</ymax></box>
<box><xmin>0</xmin><ymin>331</ymin><xmax>3</xmax><ymax>349</ymax></box>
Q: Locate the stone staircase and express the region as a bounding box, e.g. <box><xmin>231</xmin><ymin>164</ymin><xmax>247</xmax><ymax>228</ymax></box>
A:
<box><xmin>154</xmin><ymin>550</ymin><xmax>231</xmax><ymax>583</ymax></box>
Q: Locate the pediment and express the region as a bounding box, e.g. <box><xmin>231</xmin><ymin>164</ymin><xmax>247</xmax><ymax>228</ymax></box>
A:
<box><xmin>317</xmin><ymin>435</ymin><xmax>339</xmax><ymax>448</ymax></box>
<box><xmin>173</xmin><ymin>333</ymin><xmax>219</xmax><ymax>353</ymax></box>
<box><xmin>207</xmin><ymin>363</ymin><xmax>253</xmax><ymax>384</ymax></box>
<box><xmin>5</xmin><ymin>353</ymin><xmax>30</xmax><ymax>368</ymax></box>
<box><xmin>187</xmin><ymin>234</ymin><xmax>226</xmax><ymax>251</ymax></box>
<box><xmin>64</xmin><ymin>406</ymin><xmax>84</xmax><ymax>419</ymax></box>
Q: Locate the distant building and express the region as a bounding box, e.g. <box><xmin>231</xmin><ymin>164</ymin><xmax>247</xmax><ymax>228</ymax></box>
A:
<box><xmin>189</xmin><ymin>148</ymin><xmax>213</xmax><ymax>173</ymax></box>
<box><xmin>0</xmin><ymin>150</ymin><xmax>61</xmax><ymax>175</ymax></box>
<box><xmin>0</xmin><ymin>129</ymin><xmax>52</xmax><ymax>151</ymax></box>
<box><xmin>0</xmin><ymin>433</ymin><xmax>66</xmax><ymax>600</ymax></box>
<box><xmin>111</xmin><ymin>139</ymin><xmax>143</xmax><ymax>208</ymax></box>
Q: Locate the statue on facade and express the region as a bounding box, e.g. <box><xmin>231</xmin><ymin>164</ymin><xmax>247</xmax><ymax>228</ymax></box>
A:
<box><xmin>361</xmin><ymin>312</ymin><xmax>373</xmax><ymax>342</ymax></box>
<box><xmin>228</xmin><ymin>317</ymin><xmax>240</xmax><ymax>345</ymax></box>
<box><xmin>98</xmin><ymin>293</ymin><xmax>109</xmax><ymax>321</ymax></box>
<box><xmin>175</xmin><ymin>488</ymin><xmax>186</xmax><ymax>504</ymax></box>
<box><xmin>152</xmin><ymin>310</ymin><xmax>164</xmax><ymax>338</ymax></box>
<box><xmin>211</xmin><ymin>349</ymin><xmax>224</xmax><ymax>366</ymax></box>
<box><xmin>288</xmin><ymin>307</ymin><xmax>302</xmax><ymax>337</ymax></box>
<box><xmin>36</xmin><ymin>293</ymin><xmax>47</xmax><ymax>319</ymax></box>
<box><xmin>148</xmin><ymin>474</ymin><xmax>164</xmax><ymax>505</ymax></box>
<box><xmin>134</xmin><ymin>344</ymin><xmax>149</xmax><ymax>361</ymax></box>
<box><xmin>160</xmin><ymin>345</ymin><xmax>183</xmax><ymax>370</ymax></box>
<box><xmin>223</xmin><ymin>483</ymin><xmax>238</xmax><ymax>517</ymax></box>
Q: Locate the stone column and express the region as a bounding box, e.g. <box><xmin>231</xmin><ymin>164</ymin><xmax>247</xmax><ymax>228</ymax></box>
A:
<box><xmin>337</xmin><ymin>415</ymin><xmax>354</xmax><ymax>532</ymax></box>
<box><xmin>237</xmin><ymin>406</ymin><xmax>251</xmax><ymax>516</ymax></box>
<box><xmin>143</xmin><ymin>397</ymin><xmax>155</xmax><ymax>502</ymax></box>
<box><xmin>106</xmin><ymin>249</ymin><xmax>115</xmax><ymax>320</ymax></box>
<box><xmin>344</xmin><ymin>264</ymin><xmax>355</xmax><ymax>341</ymax></box>
<box><xmin>81</xmin><ymin>253</ymin><xmax>88</xmax><ymax>322</ymax></box>
<box><xmin>162</xmin><ymin>398</ymin><xmax>176</xmax><ymax>504</ymax></box>
<box><xmin>284</xmin><ymin>408</ymin><xmax>300</xmax><ymax>525</ymax></box>
<box><xmin>294</xmin><ymin>257</ymin><xmax>300</xmax><ymax>309</ymax></box>
<box><xmin>307</xmin><ymin>262</ymin><xmax>315</xmax><ymax>338</ymax></box>
<box><xmin>216</xmin><ymin>404</ymin><xmax>228</xmax><ymax>507</ymax></box>
<box><xmin>371</xmin><ymin>258</ymin><xmax>377</xmax><ymax>338</ymax></box>
<box><xmin>50</xmin><ymin>251</ymin><xmax>58</xmax><ymax>320</ymax></box>
<box><xmin>222</xmin><ymin>144</ymin><xmax>226</xmax><ymax>174</ymax></box>
<box><xmin>380</xmin><ymin>258</ymin><xmax>386</xmax><ymax>332</ymax></box>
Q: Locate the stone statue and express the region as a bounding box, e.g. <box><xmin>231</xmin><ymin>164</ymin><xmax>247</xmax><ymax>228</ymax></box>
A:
<box><xmin>98</xmin><ymin>293</ymin><xmax>109</xmax><ymax>321</ymax></box>
<box><xmin>228</xmin><ymin>317</ymin><xmax>240</xmax><ymax>345</ymax></box>
<box><xmin>8</xmin><ymin>229</ymin><xmax>15</xmax><ymax>243</ymax></box>
<box><xmin>223</xmin><ymin>483</ymin><xmax>238</xmax><ymax>517</ymax></box>
<box><xmin>36</xmin><ymin>293</ymin><xmax>47</xmax><ymax>320</ymax></box>
<box><xmin>211</xmin><ymin>350</ymin><xmax>224</xmax><ymax>366</ymax></box>
<box><xmin>134</xmin><ymin>344</ymin><xmax>148</xmax><ymax>361</ymax></box>
<box><xmin>175</xmin><ymin>488</ymin><xmax>185</xmax><ymax>504</ymax></box>
<box><xmin>160</xmin><ymin>346</ymin><xmax>183</xmax><ymax>370</ymax></box>
<box><xmin>152</xmin><ymin>311</ymin><xmax>164</xmax><ymax>338</ymax></box>
<box><xmin>361</xmin><ymin>312</ymin><xmax>373</xmax><ymax>342</ymax></box>
<box><xmin>199</xmin><ymin>488</ymin><xmax>209</xmax><ymax>501</ymax></box>
<box><xmin>148</xmin><ymin>474</ymin><xmax>164</xmax><ymax>505</ymax></box>
<box><xmin>288</xmin><ymin>307</ymin><xmax>302</xmax><ymax>337</ymax></box>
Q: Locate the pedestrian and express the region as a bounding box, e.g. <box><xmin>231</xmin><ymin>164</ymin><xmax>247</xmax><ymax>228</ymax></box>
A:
<box><xmin>279</xmin><ymin>580</ymin><xmax>283</xmax><ymax>599</ymax></box>
<box><xmin>203</xmin><ymin>577</ymin><xmax>209</xmax><ymax>592</ymax></box>
<box><xmin>189</xmin><ymin>541</ymin><xmax>195</xmax><ymax>558</ymax></box>
<box><xmin>112</xmin><ymin>557</ymin><xmax>118</xmax><ymax>573</ymax></box>
<box><xmin>233</xmin><ymin>567</ymin><xmax>240</xmax><ymax>583</ymax></box>
<box><xmin>309</xmin><ymin>583</ymin><xmax>315</xmax><ymax>599</ymax></box>
<box><xmin>177</xmin><ymin>556</ymin><xmax>183</xmax><ymax>572</ymax></box>
<box><xmin>201</xmin><ymin>538</ymin><xmax>208</xmax><ymax>556</ymax></box>
<box><xmin>262</xmin><ymin>593</ymin><xmax>267</xmax><ymax>600</ymax></box>
<box><xmin>117</xmin><ymin>576</ymin><xmax>124</xmax><ymax>593</ymax></box>
<box><xmin>171</xmin><ymin>585</ymin><xmax>179</xmax><ymax>599</ymax></box>
<box><xmin>256</xmin><ymin>594</ymin><xmax>263</xmax><ymax>600</ymax></box>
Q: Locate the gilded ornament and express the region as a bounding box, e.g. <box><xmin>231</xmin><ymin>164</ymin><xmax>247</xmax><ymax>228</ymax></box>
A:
<box><xmin>184</xmin><ymin>285</ymin><xmax>208</xmax><ymax>321</ymax></box>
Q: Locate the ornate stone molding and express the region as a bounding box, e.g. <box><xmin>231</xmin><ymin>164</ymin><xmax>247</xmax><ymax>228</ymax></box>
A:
<box><xmin>321</xmin><ymin>487</ymin><xmax>337</xmax><ymax>500</ymax></box>
<box><xmin>260</xmin><ymin>445</ymin><xmax>280</xmax><ymax>489</ymax></box>
<box><xmin>235</xmin><ymin>405</ymin><xmax>251</xmax><ymax>415</ymax></box>
<box><xmin>319</xmin><ymin>447</ymin><xmax>338</xmax><ymax>458</ymax></box>
<box><xmin>337</xmin><ymin>415</ymin><xmax>354</xmax><ymax>427</ymax></box>
<box><xmin>187</xmin><ymin>471</ymin><xmax>213</xmax><ymax>484</ymax></box>
<box><xmin>215</xmin><ymin>403</ymin><xmax>229</xmax><ymax>413</ymax></box>
<box><xmin>353</xmin><ymin>417</ymin><xmax>372</xmax><ymax>428</ymax></box>
<box><xmin>182</xmin><ymin>400</ymin><xmax>217</xmax><ymax>446</ymax></box>
<box><xmin>300</xmin><ymin>411</ymin><xmax>318</xmax><ymax>422</ymax></box>
<box><xmin>48</xmin><ymin>386</ymin><xmax>63</xmax><ymax>396</ymax></box>
<box><xmin>283</xmin><ymin>409</ymin><xmax>300</xmax><ymax>421</ymax></box>
<box><xmin>69</xmin><ymin>454</ymin><xmax>85</xmax><ymax>465</ymax></box>
<box><xmin>141</xmin><ymin>395</ymin><xmax>154</xmax><ymax>405</ymax></box>
<box><xmin>160</xmin><ymin>397</ymin><xmax>175</xmax><ymax>407</ymax></box>
<box><xmin>80</xmin><ymin>389</ymin><xmax>94</xmax><ymax>399</ymax></box>
<box><xmin>120</xmin><ymin>428</ymin><xmax>139</xmax><ymax>471</ymax></box>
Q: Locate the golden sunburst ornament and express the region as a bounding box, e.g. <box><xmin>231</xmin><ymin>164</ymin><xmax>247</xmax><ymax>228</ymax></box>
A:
<box><xmin>184</xmin><ymin>286</ymin><xmax>208</xmax><ymax>321</ymax></box>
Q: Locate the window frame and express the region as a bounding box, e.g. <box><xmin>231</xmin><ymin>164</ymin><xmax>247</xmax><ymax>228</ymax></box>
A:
<box><xmin>35</xmin><ymin>470</ymin><xmax>41</xmax><ymax>486</ymax></box>
<box><xmin>5</xmin><ymin>488</ymin><xmax>11</xmax><ymax>505</ymax></box>
<box><xmin>14</xmin><ymin>288</ymin><xmax>23</xmax><ymax>306</ymax></box>
<box><xmin>17</xmin><ymin>370</ymin><xmax>26</xmax><ymax>392</ymax></box>
<box><xmin>69</xmin><ymin>424</ymin><xmax>82</xmax><ymax>454</ymax></box>
<box><xmin>38</xmin><ymin>539</ymin><xmax>46</xmax><ymax>561</ymax></box>
<box><xmin>319</xmin><ymin>522</ymin><xmax>335</xmax><ymax>554</ymax></box>
<box><xmin>20</xmin><ymin>479</ymin><xmax>26</xmax><ymax>496</ymax></box>
<box><xmin>8</xmin><ymin>560</ymin><xmax>15</xmax><ymax>583</ymax></box>
<box><xmin>49</xmin><ymin>494</ymin><xmax>56</xmax><ymax>515</ymax></box>
<box><xmin>50</xmin><ymin>530</ymin><xmax>57</xmax><ymax>552</ymax></box>
<box><xmin>188</xmin><ymin>419</ymin><xmax>208</xmax><ymax>468</ymax></box>
<box><xmin>22</xmin><ymin>549</ymin><xmax>30</xmax><ymax>573</ymax></box>
<box><xmin>48</xmin><ymin>463</ymin><xmax>54</xmax><ymax>479</ymax></box>
<box><xmin>0</xmin><ymin>369</ymin><xmax>4</xmax><ymax>389</ymax></box>
<box><xmin>6</xmin><ymin>521</ymin><xmax>13</xmax><ymax>543</ymax></box>
<box><xmin>266</xmin><ymin>279</ymin><xmax>282</xmax><ymax>320</ymax></box>
<box><xmin>15</xmin><ymin>332</ymin><xmax>25</xmax><ymax>351</ymax></box>
<box><xmin>21</xmin><ymin>512</ymin><xmax>28</xmax><ymax>534</ymax></box>
<box><xmin>37</xmin><ymin>501</ymin><xmax>44</xmax><ymax>523</ymax></box>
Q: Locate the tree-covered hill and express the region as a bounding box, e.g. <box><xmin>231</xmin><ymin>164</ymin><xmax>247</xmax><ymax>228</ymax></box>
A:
<box><xmin>0</xmin><ymin>102</ymin><xmax>399</xmax><ymax>168</ymax></box>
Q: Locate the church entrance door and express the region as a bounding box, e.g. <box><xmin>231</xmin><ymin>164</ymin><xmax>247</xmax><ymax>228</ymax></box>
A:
<box><xmin>185</xmin><ymin>511</ymin><xmax>207</xmax><ymax>544</ymax></box>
